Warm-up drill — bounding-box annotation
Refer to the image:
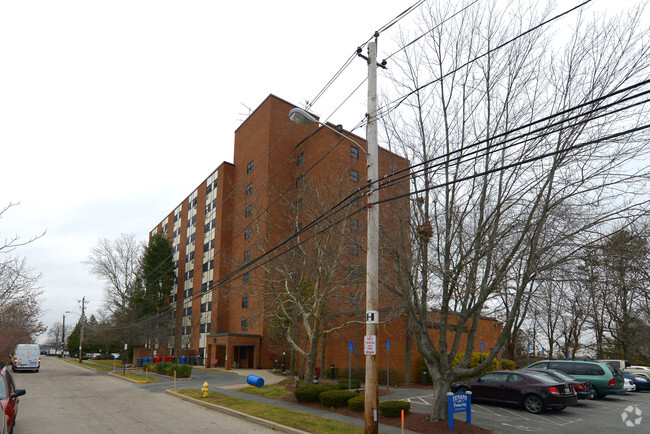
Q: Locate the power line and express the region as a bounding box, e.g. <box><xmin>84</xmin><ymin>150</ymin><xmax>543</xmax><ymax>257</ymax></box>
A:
<box><xmin>375</xmin><ymin>0</ymin><xmax>593</xmax><ymax>123</ymax></box>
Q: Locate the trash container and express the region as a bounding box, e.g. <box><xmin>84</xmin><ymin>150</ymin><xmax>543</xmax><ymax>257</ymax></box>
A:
<box><xmin>136</xmin><ymin>358</ymin><xmax>143</xmax><ymax>367</ymax></box>
<box><xmin>247</xmin><ymin>375</ymin><xmax>265</xmax><ymax>388</ymax></box>
<box><xmin>154</xmin><ymin>357</ymin><xmax>162</xmax><ymax>364</ymax></box>
<box><xmin>179</xmin><ymin>356</ymin><xmax>186</xmax><ymax>364</ymax></box>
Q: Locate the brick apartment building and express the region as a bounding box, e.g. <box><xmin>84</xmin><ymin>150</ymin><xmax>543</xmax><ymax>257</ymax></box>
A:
<box><xmin>148</xmin><ymin>94</ymin><xmax>501</xmax><ymax>382</ymax></box>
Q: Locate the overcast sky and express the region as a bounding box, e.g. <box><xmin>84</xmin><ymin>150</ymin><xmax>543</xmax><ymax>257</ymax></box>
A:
<box><xmin>0</xmin><ymin>0</ymin><xmax>420</xmax><ymax>337</ymax></box>
<box><xmin>0</xmin><ymin>0</ymin><xmax>637</xmax><ymax>340</ymax></box>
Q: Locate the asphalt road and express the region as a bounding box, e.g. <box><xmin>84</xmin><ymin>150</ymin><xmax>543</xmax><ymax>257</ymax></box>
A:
<box><xmin>10</xmin><ymin>357</ymin><xmax>276</xmax><ymax>433</ymax></box>
<box><xmin>401</xmin><ymin>388</ymin><xmax>650</xmax><ymax>432</ymax></box>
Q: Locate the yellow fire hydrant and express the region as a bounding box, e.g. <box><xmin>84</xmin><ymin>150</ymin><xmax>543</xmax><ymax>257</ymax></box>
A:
<box><xmin>202</xmin><ymin>381</ymin><xmax>209</xmax><ymax>397</ymax></box>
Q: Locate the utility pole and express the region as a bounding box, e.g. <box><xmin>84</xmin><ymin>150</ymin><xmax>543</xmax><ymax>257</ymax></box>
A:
<box><xmin>363</xmin><ymin>38</ymin><xmax>380</xmax><ymax>434</ymax></box>
<box><xmin>79</xmin><ymin>297</ymin><xmax>85</xmax><ymax>363</ymax></box>
<box><xmin>62</xmin><ymin>314</ymin><xmax>66</xmax><ymax>355</ymax></box>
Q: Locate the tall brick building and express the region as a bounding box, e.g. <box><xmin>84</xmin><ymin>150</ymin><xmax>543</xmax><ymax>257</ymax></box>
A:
<box><xmin>149</xmin><ymin>94</ymin><xmax>501</xmax><ymax>381</ymax></box>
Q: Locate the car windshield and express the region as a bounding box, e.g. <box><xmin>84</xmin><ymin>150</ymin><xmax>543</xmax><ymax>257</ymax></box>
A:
<box><xmin>0</xmin><ymin>378</ymin><xmax>7</xmax><ymax>399</ymax></box>
<box><xmin>525</xmin><ymin>372</ymin><xmax>561</xmax><ymax>384</ymax></box>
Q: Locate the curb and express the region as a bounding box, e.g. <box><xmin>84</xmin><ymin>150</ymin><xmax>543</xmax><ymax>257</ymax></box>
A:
<box><xmin>165</xmin><ymin>389</ymin><xmax>309</xmax><ymax>434</ymax></box>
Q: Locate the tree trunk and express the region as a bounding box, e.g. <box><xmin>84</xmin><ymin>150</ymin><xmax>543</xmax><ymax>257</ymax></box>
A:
<box><xmin>430</xmin><ymin>376</ymin><xmax>453</xmax><ymax>421</ymax></box>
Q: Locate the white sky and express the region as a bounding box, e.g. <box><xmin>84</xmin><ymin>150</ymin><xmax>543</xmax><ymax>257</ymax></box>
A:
<box><xmin>0</xmin><ymin>0</ymin><xmax>638</xmax><ymax>341</ymax></box>
<box><xmin>0</xmin><ymin>0</ymin><xmax>417</xmax><ymax>337</ymax></box>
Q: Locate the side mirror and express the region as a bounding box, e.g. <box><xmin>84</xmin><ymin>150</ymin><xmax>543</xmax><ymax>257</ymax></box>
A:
<box><xmin>476</xmin><ymin>377</ymin><xmax>483</xmax><ymax>383</ymax></box>
<box><xmin>11</xmin><ymin>389</ymin><xmax>26</xmax><ymax>398</ymax></box>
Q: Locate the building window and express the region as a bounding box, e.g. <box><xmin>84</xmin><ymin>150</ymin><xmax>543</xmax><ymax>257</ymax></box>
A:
<box><xmin>246</xmin><ymin>183</ymin><xmax>253</xmax><ymax>196</ymax></box>
<box><xmin>349</xmin><ymin>244</ymin><xmax>359</xmax><ymax>256</ymax></box>
<box><xmin>200</xmin><ymin>323</ymin><xmax>206</xmax><ymax>333</ymax></box>
<box><xmin>247</xmin><ymin>160</ymin><xmax>254</xmax><ymax>174</ymax></box>
<box><xmin>350</xmin><ymin>169</ymin><xmax>359</xmax><ymax>182</ymax></box>
<box><xmin>296</xmin><ymin>175</ymin><xmax>303</xmax><ymax>189</ymax></box>
<box><xmin>296</xmin><ymin>222</ymin><xmax>302</xmax><ymax>232</ymax></box>
<box><xmin>245</xmin><ymin>204</ymin><xmax>252</xmax><ymax>218</ymax></box>
<box><xmin>241</xmin><ymin>319</ymin><xmax>248</xmax><ymax>332</ymax></box>
<box><xmin>297</xmin><ymin>153</ymin><xmax>304</xmax><ymax>166</ymax></box>
<box><xmin>244</xmin><ymin>250</ymin><xmax>250</xmax><ymax>262</ymax></box>
<box><xmin>244</xmin><ymin>227</ymin><xmax>251</xmax><ymax>240</ymax></box>
<box><xmin>242</xmin><ymin>296</ymin><xmax>249</xmax><ymax>308</ymax></box>
<box><xmin>351</xmin><ymin>219</ymin><xmax>359</xmax><ymax>231</ymax></box>
<box><xmin>243</xmin><ymin>272</ymin><xmax>250</xmax><ymax>284</ymax></box>
<box><xmin>296</xmin><ymin>198</ymin><xmax>302</xmax><ymax>211</ymax></box>
<box><xmin>351</xmin><ymin>145</ymin><xmax>359</xmax><ymax>159</ymax></box>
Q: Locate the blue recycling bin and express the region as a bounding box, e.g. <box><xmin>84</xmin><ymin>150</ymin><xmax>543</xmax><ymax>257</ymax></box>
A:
<box><xmin>247</xmin><ymin>375</ymin><xmax>264</xmax><ymax>388</ymax></box>
<box><xmin>179</xmin><ymin>356</ymin><xmax>186</xmax><ymax>364</ymax></box>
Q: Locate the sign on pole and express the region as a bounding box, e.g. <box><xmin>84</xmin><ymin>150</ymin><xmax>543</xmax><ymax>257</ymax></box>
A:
<box><xmin>366</xmin><ymin>310</ymin><xmax>378</xmax><ymax>324</ymax></box>
<box><xmin>364</xmin><ymin>335</ymin><xmax>377</xmax><ymax>355</ymax></box>
<box><xmin>386</xmin><ymin>340</ymin><xmax>391</xmax><ymax>390</ymax></box>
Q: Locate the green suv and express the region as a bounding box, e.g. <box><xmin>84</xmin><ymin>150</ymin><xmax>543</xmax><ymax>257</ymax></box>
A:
<box><xmin>526</xmin><ymin>360</ymin><xmax>624</xmax><ymax>398</ymax></box>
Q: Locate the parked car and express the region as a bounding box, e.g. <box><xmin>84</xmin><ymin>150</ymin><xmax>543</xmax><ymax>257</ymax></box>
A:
<box><xmin>624</xmin><ymin>377</ymin><xmax>636</xmax><ymax>392</ymax></box>
<box><xmin>599</xmin><ymin>359</ymin><xmax>630</xmax><ymax>370</ymax></box>
<box><xmin>522</xmin><ymin>368</ymin><xmax>594</xmax><ymax>400</ymax></box>
<box><xmin>526</xmin><ymin>360</ymin><xmax>624</xmax><ymax>398</ymax></box>
<box><xmin>625</xmin><ymin>366</ymin><xmax>650</xmax><ymax>379</ymax></box>
<box><xmin>11</xmin><ymin>344</ymin><xmax>40</xmax><ymax>372</ymax></box>
<box><xmin>1</xmin><ymin>364</ymin><xmax>26</xmax><ymax>433</ymax></box>
<box><xmin>624</xmin><ymin>373</ymin><xmax>650</xmax><ymax>392</ymax></box>
<box><xmin>451</xmin><ymin>370</ymin><xmax>578</xmax><ymax>414</ymax></box>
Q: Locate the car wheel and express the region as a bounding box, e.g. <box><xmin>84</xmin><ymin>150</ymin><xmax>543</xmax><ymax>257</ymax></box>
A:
<box><xmin>591</xmin><ymin>386</ymin><xmax>600</xmax><ymax>399</ymax></box>
<box><xmin>523</xmin><ymin>394</ymin><xmax>545</xmax><ymax>414</ymax></box>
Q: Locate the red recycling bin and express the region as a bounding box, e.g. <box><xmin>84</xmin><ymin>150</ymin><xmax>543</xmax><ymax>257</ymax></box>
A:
<box><xmin>165</xmin><ymin>356</ymin><xmax>172</xmax><ymax>362</ymax></box>
<box><xmin>154</xmin><ymin>357</ymin><xmax>162</xmax><ymax>364</ymax></box>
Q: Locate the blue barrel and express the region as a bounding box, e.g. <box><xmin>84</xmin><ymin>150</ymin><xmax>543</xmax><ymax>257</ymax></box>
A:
<box><xmin>179</xmin><ymin>356</ymin><xmax>186</xmax><ymax>364</ymax></box>
<box><xmin>247</xmin><ymin>375</ymin><xmax>264</xmax><ymax>388</ymax></box>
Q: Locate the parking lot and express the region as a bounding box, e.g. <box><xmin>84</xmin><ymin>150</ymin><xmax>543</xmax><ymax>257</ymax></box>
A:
<box><xmin>402</xmin><ymin>390</ymin><xmax>650</xmax><ymax>432</ymax></box>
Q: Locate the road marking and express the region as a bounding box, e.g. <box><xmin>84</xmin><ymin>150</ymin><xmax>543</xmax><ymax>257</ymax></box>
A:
<box><xmin>501</xmin><ymin>422</ymin><xmax>542</xmax><ymax>431</ymax></box>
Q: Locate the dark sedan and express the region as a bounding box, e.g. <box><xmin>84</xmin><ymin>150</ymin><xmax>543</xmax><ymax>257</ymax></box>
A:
<box><xmin>624</xmin><ymin>373</ymin><xmax>650</xmax><ymax>391</ymax></box>
<box><xmin>451</xmin><ymin>370</ymin><xmax>578</xmax><ymax>414</ymax></box>
<box><xmin>522</xmin><ymin>368</ymin><xmax>594</xmax><ymax>399</ymax></box>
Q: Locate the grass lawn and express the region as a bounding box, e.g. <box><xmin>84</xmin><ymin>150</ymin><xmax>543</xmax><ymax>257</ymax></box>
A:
<box><xmin>175</xmin><ymin>389</ymin><xmax>362</xmax><ymax>434</ymax></box>
<box><xmin>236</xmin><ymin>383</ymin><xmax>292</xmax><ymax>399</ymax></box>
<box><xmin>113</xmin><ymin>372</ymin><xmax>159</xmax><ymax>383</ymax></box>
<box><xmin>90</xmin><ymin>359</ymin><xmax>125</xmax><ymax>369</ymax></box>
<box><xmin>64</xmin><ymin>359</ymin><xmax>113</xmax><ymax>371</ymax></box>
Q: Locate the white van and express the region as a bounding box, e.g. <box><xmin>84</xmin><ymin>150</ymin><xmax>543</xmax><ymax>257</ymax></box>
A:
<box><xmin>12</xmin><ymin>344</ymin><xmax>41</xmax><ymax>372</ymax></box>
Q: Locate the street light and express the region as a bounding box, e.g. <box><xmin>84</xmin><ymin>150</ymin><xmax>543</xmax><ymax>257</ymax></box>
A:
<box><xmin>289</xmin><ymin>39</ymin><xmax>380</xmax><ymax>432</ymax></box>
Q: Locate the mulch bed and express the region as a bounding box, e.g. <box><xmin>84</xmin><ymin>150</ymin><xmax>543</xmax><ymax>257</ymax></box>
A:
<box><xmin>279</xmin><ymin>384</ymin><xmax>492</xmax><ymax>433</ymax></box>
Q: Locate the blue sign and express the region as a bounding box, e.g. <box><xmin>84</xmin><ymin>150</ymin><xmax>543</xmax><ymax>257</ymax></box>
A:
<box><xmin>480</xmin><ymin>342</ymin><xmax>484</xmax><ymax>351</ymax></box>
<box><xmin>386</xmin><ymin>340</ymin><xmax>391</xmax><ymax>350</ymax></box>
<box><xmin>527</xmin><ymin>344</ymin><xmax>530</xmax><ymax>353</ymax></box>
<box><xmin>348</xmin><ymin>341</ymin><xmax>354</xmax><ymax>353</ymax></box>
<box><xmin>448</xmin><ymin>392</ymin><xmax>472</xmax><ymax>431</ymax></box>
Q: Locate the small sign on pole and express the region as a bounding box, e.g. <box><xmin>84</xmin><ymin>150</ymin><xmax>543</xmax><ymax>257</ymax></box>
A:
<box><xmin>364</xmin><ymin>335</ymin><xmax>377</xmax><ymax>355</ymax></box>
<box><xmin>348</xmin><ymin>341</ymin><xmax>353</xmax><ymax>389</ymax></box>
<box><xmin>448</xmin><ymin>391</ymin><xmax>472</xmax><ymax>431</ymax></box>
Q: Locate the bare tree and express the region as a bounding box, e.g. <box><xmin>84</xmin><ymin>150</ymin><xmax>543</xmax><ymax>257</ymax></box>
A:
<box><xmin>0</xmin><ymin>203</ymin><xmax>46</xmax><ymax>356</ymax></box>
<box><xmin>381</xmin><ymin>0</ymin><xmax>650</xmax><ymax>420</ymax></box>
<box><xmin>248</xmin><ymin>151</ymin><xmax>366</xmax><ymax>383</ymax></box>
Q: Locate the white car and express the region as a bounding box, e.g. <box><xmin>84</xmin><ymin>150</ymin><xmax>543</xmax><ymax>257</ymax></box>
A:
<box><xmin>624</xmin><ymin>377</ymin><xmax>636</xmax><ymax>392</ymax></box>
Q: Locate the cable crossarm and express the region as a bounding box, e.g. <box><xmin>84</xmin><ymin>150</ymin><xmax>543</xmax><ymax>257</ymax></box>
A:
<box><xmin>376</xmin><ymin>0</ymin><xmax>593</xmax><ymax>120</ymax></box>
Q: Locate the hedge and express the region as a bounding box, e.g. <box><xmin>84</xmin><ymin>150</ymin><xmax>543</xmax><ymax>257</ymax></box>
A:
<box><xmin>319</xmin><ymin>390</ymin><xmax>359</xmax><ymax>407</ymax></box>
<box><xmin>294</xmin><ymin>384</ymin><xmax>338</xmax><ymax>403</ymax></box>
<box><xmin>142</xmin><ymin>361</ymin><xmax>192</xmax><ymax>378</ymax></box>
<box><xmin>337</xmin><ymin>379</ymin><xmax>361</xmax><ymax>390</ymax></box>
<box><xmin>379</xmin><ymin>400</ymin><xmax>411</xmax><ymax>418</ymax></box>
<box><xmin>348</xmin><ymin>395</ymin><xmax>365</xmax><ymax>412</ymax></box>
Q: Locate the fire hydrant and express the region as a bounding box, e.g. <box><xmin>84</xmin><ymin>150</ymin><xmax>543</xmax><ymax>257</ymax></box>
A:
<box><xmin>202</xmin><ymin>381</ymin><xmax>209</xmax><ymax>397</ymax></box>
